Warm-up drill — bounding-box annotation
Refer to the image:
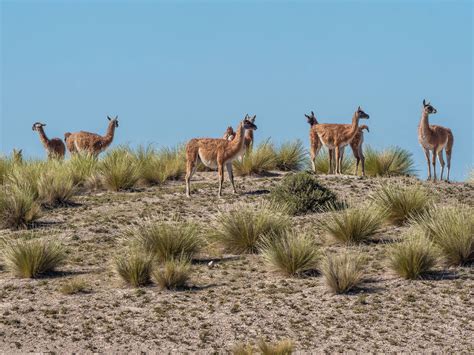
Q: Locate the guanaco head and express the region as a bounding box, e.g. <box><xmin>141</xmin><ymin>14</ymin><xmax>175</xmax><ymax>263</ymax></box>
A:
<box><xmin>304</xmin><ymin>111</ymin><xmax>318</xmax><ymax>126</ymax></box>
<box><xmin>12</xmin><ymin>149</ymin><xmax>23</xmax><ymax>164</ymax></box>
<box><xmin>107</xmin><ymin>115</ymin><xmax>119</xmax><ymax>128</ymax></box>
<box><xmin>356</xmin><ymin>106</ymin><xmax>370</xmax><ymax>119</ymax></box>
<box><xmin>422</xmin><ymin>99</ymin><xmax>437</xmax><ymax>115</ymax></box>
<box><xmin>360</xmin><ymin>125</ymin><xmax>369</xmax><ymax>133</ymax></box>
<box><xmin>224</xmin><ymin>126</ymin><xmax>236</xmax><ymax>140</ymax></box>
<box><xmin>243</xmin><ymin>114</ymin><xmax>258</xmax><ymax>130</ymax></box>
<box><xmin>32</xmin><ymin>122</ymin><xmax>46</xmax><ymax>131</ymax></box>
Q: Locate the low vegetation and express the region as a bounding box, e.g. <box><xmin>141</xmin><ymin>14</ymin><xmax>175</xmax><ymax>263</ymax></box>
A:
<box><xmin>212</xmin><ymin>203</ymin><xmax>290</xmax><ymax>254</ymax></box>
<box><xmin>371</xmin><ymin>183</ymin><xmax>431</xmax><ymax>225</ymax></box>
<box><xmin>364</xmin><ymin>146</ymin><xmax>415</xmax><ymax>177</ymax></box>
<box><xmin>320</xmin><ymin>252</ymin><xmax>365</xmax><ymax>294</ymax></box>
<box><xmin>232</xmin><ymin>339</ymin><xmax>294</xmax><ymax>355</ymax></box>
<box><xmin>99</xmin><ymin>147</ymin><xmax>141</xmax><ymax>191</ymax></box>
<box><xmin>270</xmin><ymin>172</ymin><xmax>339</xmax><ymax>215</ymax></box>
<box><xmin>411</xmin><ymin>204</ymin><xmax>473</xmax><ymax>266</ymax></box>
<box><xmin>260</xmin><ymin>231</ymin><xmax>319</xmax><ymax>276</ymax></box>
<box><xmin>114</xmin><ymin>251</ymin><xmax>153</xmax><ymax>287</ymax></box>
<box><xmin>59</xmin><ymin>278</ymin><xmax>90</xmax><ymax>295</ymax></box>
<box><xmin>233</xmin><ymin>141</ymin><xmax>277</xmax><ymax>176</ymax></box>
<box><xmin>3</xmin><ymin>238</ymin><xmax>66</xmax><ymax>278</ymax></box>
<box><xmin>313</xmin><ymin>148</ymin><xmax>354</xmax><ymax>175</ymax></box>
<box><xmin>136</xmin><ymin>145</ymin><xmax>186</xmax><ymax>185</ymax></box>
<box><xmin>0</xmin><ymin>184</ymin><xmax>41</xmax><ymax>229</ymax></box>
<box><xmin>37</xmin><ymin>164</ymin><xmax>76</xmax><ymax>207</ymax></box>
<box><xmin>128</xmin><ymin>220</ymin><xmax>202</xmax><ymax>262</ymax></box>
<box><xmin>320</xmin><ymin>206</ymin><xmax>384</xmax><ymax>244</ymax></box>
<box><xmin>67</xmin><ymin>153</ymin><xmax>99</xmax><ymax>186</ymax></box>
<box><xmin>153</xmin><ymin>257</ymin><xmax>191</xmax><ymax>290</ymax></box>
<box><xmin>274</xmin><ymin>140</ymin><xmax>307</xmax><ymax>171</ymax></box>
<box><xmin>388</xmin><ymin>229</ymin><xmax>438</xmax><ymax>279</ymax></box>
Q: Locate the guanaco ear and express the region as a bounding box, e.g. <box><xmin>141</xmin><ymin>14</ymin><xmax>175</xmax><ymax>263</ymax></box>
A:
<box><xmin>311</xmin><ymin>111</ymin><xmax>315</xmax><ymax>117</ymax></box>
<box><xmin>304</xmin><ymin>114</ymin><xmax>310</xmax><ymax>119</ymax></box>
<box><xmin>251</xmin><ymin>115</ymin><xmax>256</xmax><ymax>122</ymax></box>
<box><xmin>357</xmin><ymin>106</ymin><xmax>361</xmax><ymax>111</ymax></box>
<box><xmin>42</xmin><ymin>123</ymin><xmax>47</xmax><ymax>127</ymax></box>
<box><xmin>115</xmin><ymin>115</ymin><xmax>118</xmax><ymax>119</ymax></box>
<box><xmin>107</xmin><ymin>116</ymin><xmax>112</xmax><ymax>121</ymax></box>
<box><xmin>423</xmin><ymin>99</ymin><xmax>426</xmax><ymax>106</ymax></box>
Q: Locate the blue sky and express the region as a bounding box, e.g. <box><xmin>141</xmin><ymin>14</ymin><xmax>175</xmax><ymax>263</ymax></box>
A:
<box><xmin>1</xmin><ymin>1</ymin><xmax>472</xmax><ymax>180</ymax></box>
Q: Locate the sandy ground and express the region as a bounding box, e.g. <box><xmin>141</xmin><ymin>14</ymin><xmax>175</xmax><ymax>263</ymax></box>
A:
<box><xmin>0</xmin><ymin>172</ymin><xmax>473</xmax><ymax>353</ymax></box>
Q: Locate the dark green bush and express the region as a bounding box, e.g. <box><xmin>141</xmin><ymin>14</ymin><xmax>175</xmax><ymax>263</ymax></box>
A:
<box><xmin>270</xmin><ymin>172</ymin><xmax>339</xmax><ymax>215</ymax></box>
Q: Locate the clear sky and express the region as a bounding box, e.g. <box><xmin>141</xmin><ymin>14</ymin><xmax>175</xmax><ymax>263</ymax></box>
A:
<box><xmin>1</xmin><ymin>1</ymin><xmax>472</xmax><ymax>180</ymax></box>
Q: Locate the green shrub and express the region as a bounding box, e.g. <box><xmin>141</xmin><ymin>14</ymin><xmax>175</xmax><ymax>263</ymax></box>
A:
<box><xmin>274</xmin><ymin>140</ymin><xmax>307</xmax><ymax>171</ymax></box>
<box><xmin>153</xmin><ymin>257</ymin><xmax>191</xmax><ymax>290</ymax></box>
<box><xmin>321</xmin><ymin>252</ymin><xmax>365</xmax><ymax>294</ymax></box>
<box><xmin>270</xmin><ymin>172</ymin><xmax>339</xmax><ymax>215</ymax></box>
<box><xmin>212</xmin><ymin>203</ymin><xmax>290</xmax><ymax>254</ymax></box>
<box><xmin>128</xmin><ymin>221</ymin><xmax>201</xmax><ymax>262</ymax></box>
<box><xmin>260</xmin><ymin>232</ymin><xmax>319</xmax><ymax>276</ymax></box>
<box><xmin>0</xmin><ymin>184</ymin><xmax>41</xmax><ymax>229</ymax></box>
<box><xmin>388</xmin><ymin>230</ymin><xmax>438</xmax><ymax>279</ymax></box>
<box><xmin>233</xmin><ymin>141</ymin><xmax>277</xmax><ymax>176</ymax></box>
<box><xmin>5</xmin><ymin>161</ymin><xmax>43</xmax><ymax>200</ymax></box>
<box><xmin>99</xmin><ymin>147</ymin><xmax>141</xmax><ymax>191</ymax></box>
<box><xmin>320</xmin><ymin>206</ymin><xmax>384</xmax><ymax>244</ymax></box>
<box><xmin>412</xmin><ymin>204</ymin><xmax>473</xmax><ymax>266</ymax></box>
<box><xmin>313</xmin><ymin>148</ymin><xmax>354</xmax><ymax>174</ymax></box>
<box><xmin>364</xmin><ymin>146</ymin><xmax>415</xmax><ymax>177</ymax></box>
<box><xmin>258</xmin><ymin>339</ymin><xmax>294</xmax><ymax>355</ymax></box>
<box><xmin>3</xmin><ymin>238</ymin><xmax>66</xmax><ymax>278</ymax></box>
<box><xmin>371</xmin><ymin>183</ymin><xmax>431</xmax><ymax>225</ymax></box>
<box><xmin>67</xmin><ymin>153</ymin><xmax>98</xmax><ymax>186</ymax></box>
<box><xmin>137</xmin><ymin>145</ymin><xmax>186</xmax><ymax>185</ymax></box>
<box><xmin>114</xmin><ymin>251</ymin><xmax>153</xmax><ymax>287</ymax></box>
<box><xmin>37</xmin><ymin>163</ymin><xmax>76</xmax><ymax>207</ymax></box>
<box><xmin>59</xmin><ymin>278</ymin><xmax>90</xmax><ymax>295</ymax></box>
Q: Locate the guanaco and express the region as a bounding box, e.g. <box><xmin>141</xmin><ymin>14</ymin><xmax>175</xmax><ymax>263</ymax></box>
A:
<box><xmin>185</xmin><ymin>115</ymin><xmax>258</xmax><ymax>197</ymax></box>
<box><xmin>418</xmin><ymin>100</ymin><xmax>453</xmax><ymax>181</ymax></box>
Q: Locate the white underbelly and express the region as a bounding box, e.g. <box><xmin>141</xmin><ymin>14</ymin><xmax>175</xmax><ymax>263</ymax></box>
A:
<box><xmin>198</xmin><ymin>151</ymin><xmax>218</xmax><ymax>169</ymax></box>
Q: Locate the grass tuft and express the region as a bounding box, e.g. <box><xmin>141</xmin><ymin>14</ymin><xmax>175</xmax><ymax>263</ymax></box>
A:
<box><xmin>233</xmin><ymin>141</ymin><xmax>277</xmax><ymax>176</ymax></box>
<box><xmin>99</xmin><ymin>147</ymin><xmax>141</xmax><ymax>191</ymax></box>
<box><xmin>364</xmin><ymin>146</ymin><xmax>415</xmax><ymax>177</ymax></box>
<box><xmin>321</xmin><ymin>252</ymin><xmax>365</xmax><ymax>294</ymax></box>
<box><xmin>260</xmin><ymin>231</ymin><xmax>319</xmax><ymax>276</ymax></box>
<box><xmin>320</xmin><ymin>206</ymin><xmax>385</xmax><ymax>244</ymax></box>
<box><xmin>411</xmin><ymin>204</ymin><xmax>473</xmax><ymax>266</ymax></box>
<box><xmin>270</xmin><ymin>172</ymin><xmax>340</xmax><ymax>215</ymax></box>
<box><xmin>153</xmin><ymin>257</ymin><xmax>191</xmax><ymax>290</ymax></box>
<box><xmin>212</xmin><ymin>203</ymin><xmax>290</xmax><ymax>254</ymax></box>
<box><xmin>313</xmin><ymin>148</ymin><xmax>354</xmax><ymax>174</ymax></box>
<box><xmin>258</xmin><ymin>339</ymin><xmax>294</xmax><ymax>355</ymax></box>
<box><xmin>388</xmin><ymin>229</ymin><xmax>438</xmax><ymax>279</ymax></box>
<box><xmin>0</xmin><ymin>184</ymin><xmax>41</xmax><ymax>229</ymax></box>
<box><xmin>114</xmin><ymin>251</ymin><xmax>153</xmax><ymax>287</ymax></box>
<box><xmin>128</xmin><ymin>221</ymin><xmax>201</xmax><ymax>262</ymax></box>
<box><xmin>371</xmin><ymin>183</ymin><xmax>431</xmax><ymax>225</ymax></box>
<box><xmin>3</xmin><ymin>238</ymin><xmax>66</xmax><ymax>278</ymax></box>
<box><xmin>37</xmin><ymin>162</ymin><xmax>76</xmax><ymax>207</ymax></box>
<box><xmin>67</xmin><ymin>153</ymin><xmax>99</xmax><ymax>186</ymax></box>
<box><xmin>59</xmin><ymin>278</ymin><xmax>90</xmax><ymax>295</ymax></box>
<box><xmin>274</xmin><ymin>140</ymin><xmax>307</xmax><ymax>171</ymax></box>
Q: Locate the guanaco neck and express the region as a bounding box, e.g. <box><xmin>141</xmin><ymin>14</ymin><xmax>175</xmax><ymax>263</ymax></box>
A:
<box><xmin>419</xmin><ymin>111</ymin><xmax>431</xmax><ymax>135</ymax></box>
<box><xmin>102</xmin><ymin>121</ymin><xmax>116</xmax><ymax>147</ymax></box>
<box><xmin>348</xmin><ymin>112</ymin><xmax>361</xmax><ymax>139</ymax></box>
<box><xmin>245</xmin><ymin>129</ymin><xmax>253</xmax><ymax>141</ymax></box>
<box><xmin>36</xmin><ymin>126</ymin><xmax>51</xmax><ymax>148</ymax></box>
<box><xmin>227</xmin><ymin>121</ymin><xmax>247</xmax><ymax>156</ymax></box>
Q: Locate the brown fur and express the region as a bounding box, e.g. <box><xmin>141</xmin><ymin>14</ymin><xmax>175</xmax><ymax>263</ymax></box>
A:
<box><xmin>305</xmin><ymin>111</ymin><xmax>322</xmax><ymax>172</ymax></box>
<box><xmin>340</xmin><ymin>125</ymin><xmax>369</xmax><ymax>176</ymax></box>
<box><xmin>222</xmin><ymin>126</ymin><xmax>236</xmax><ymax>141</ymax></box>
<box><xmin>314</xmin><ymin>107</ymin><xmax>369</xmax><ymax>174</ymax></box>
<box><xmin>32</xmin><ymin>122</ymin><xmax>66</xmax><ymax>159</ymax></box>
<box><xmin>65</xmin><ymin>116</ymin><xmax>118</xmax><ymax>157</ymax></box>
<box><xmin>418</xmin><ymin>100</ymin><xmax>453</xmax><ymax>181</ymax></box>
<box><xmin>186</xmin><ymin>116</ymin><xmax>257</xmax><ymax>197</ymax></box>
